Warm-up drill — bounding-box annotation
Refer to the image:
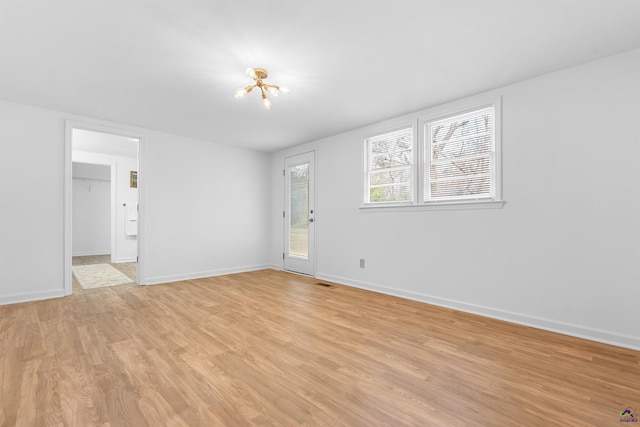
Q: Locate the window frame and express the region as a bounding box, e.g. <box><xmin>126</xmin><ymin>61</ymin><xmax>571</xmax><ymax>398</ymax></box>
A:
<box><xmin>361</xmin><ymin>95</ymin><xmax>504</xmax><ymax>211</ymax></box>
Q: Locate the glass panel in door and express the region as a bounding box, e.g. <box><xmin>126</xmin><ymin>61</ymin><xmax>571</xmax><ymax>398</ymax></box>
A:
<box><xmin>289</xmin><ymin>163</ymin><xmax>309</xmax><ymax>258</ymax></box>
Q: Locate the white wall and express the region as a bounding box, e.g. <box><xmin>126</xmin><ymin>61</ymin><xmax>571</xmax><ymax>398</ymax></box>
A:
<box><xmin>72</xmin><ymin>147</ymin><xmax>138</xmax><ymax>263</ymax></box>
<box><xmin>0</xmin><ymin>100</ymin><xmax>271</xmax><ymax>304</ymax></box>
<box><xmin>72</xmin><ymin>163</ymin><xmax>111</xmax><ymax>256</ymax></box>
<box><xmin>270</xmin><ymin>49</ymin><xmax>640</xmax><ymax>350</ymax></box>
<box><xmin>0</xmin><ymin>102</ymin><xmax>66</xmax><ymax>303</ymax></box>
<box><xmin>143</xmin><ymin>131</ymin><xmax>271</xmax><ymax>283</ymax></box>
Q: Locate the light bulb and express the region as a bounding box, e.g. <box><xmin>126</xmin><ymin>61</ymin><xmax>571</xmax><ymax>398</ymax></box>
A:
<box><xmin>246</xmin><ymin>68</ymin><xmax>257</xmax><ymax>79</ymax></box>
<box><xmin>263</xmin><ymin>98</ymin><xmax>272</xmax><ymax>109</ymax></box>
<box><xmin>234</xmin><ymin>88</ymin><xmax>247</xmax><ymax>98</ymax></box>
<box><xmin>279</xmin><ymin>86</ymin><xmax>290</xmax><ymax>94</ymax></box>
<box><xmin>268</xmin><ymin>87</ymin><xmax>279</xmax><ymax>96</ymax></box>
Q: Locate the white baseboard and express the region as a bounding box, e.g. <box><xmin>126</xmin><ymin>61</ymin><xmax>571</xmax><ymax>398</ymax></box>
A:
<box><xmin>0</xmin><ymin>289</ymin><xmax>66</xmax><ymax>306</ymax></box>
<box><xmin>144</xmin><ymin>264</ymin><xmax>273</xmax><ymax>285</ymax></box>
<box><xmin>72</xmin><ymin>250</ymin><xmax>110</xmax><ymax>257</ymax></box>
<box><xmin>315</xmin><ymin>272</ymin><xmax>640</xmax><ymax>352</ymax></box>
<box><xmin>113</xmin><ymin>257</ymin><xmax>136</xmax><ymax>264</ymax></box>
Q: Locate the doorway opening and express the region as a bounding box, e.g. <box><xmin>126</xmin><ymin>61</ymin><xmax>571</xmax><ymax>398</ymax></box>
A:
<box><xmin>64</xmin><ymin>122</ymin><xmax>144</xmax><ymax>294</ymax></box>
<box><xmin>71</xmin><ymin>161</ymin><xmax>136</xmax><ymax>289</ymax></box>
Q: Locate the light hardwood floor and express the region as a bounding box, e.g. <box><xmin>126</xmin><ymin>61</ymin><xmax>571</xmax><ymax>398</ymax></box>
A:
<box><xmin>1</xmin><ymin>269</ymin><xmax>638</xmax><ymax>426</ymax></box>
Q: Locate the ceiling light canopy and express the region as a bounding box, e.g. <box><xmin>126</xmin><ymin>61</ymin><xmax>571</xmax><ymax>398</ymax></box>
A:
<box><xmin>234</xmin><ymin>68</ymin><xmax>290</xmax><ymax>109</ymax></box>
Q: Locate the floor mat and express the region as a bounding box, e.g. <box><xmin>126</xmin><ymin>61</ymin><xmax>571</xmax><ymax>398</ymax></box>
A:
<box><xmin>72</xmin><ymin>263</ymin><xmax>134</xmax><ymax>289</ymax></box>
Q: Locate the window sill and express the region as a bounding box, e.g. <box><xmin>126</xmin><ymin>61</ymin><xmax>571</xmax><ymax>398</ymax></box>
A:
<box><xmin>359</xmin><ymin>199</ymin><xmax>505</xmax><ymax>212</ymax></box>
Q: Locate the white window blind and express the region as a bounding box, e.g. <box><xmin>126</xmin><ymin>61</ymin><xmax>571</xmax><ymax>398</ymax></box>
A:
<box><xmin>425</xmin><ymin>107</ymin><xmax>495</xmax><ymax>201</ymax></box>
<box><xmin>365</xmin><ymin>127</ymin><xmax>413</xmax><ymax>203</ymax></box>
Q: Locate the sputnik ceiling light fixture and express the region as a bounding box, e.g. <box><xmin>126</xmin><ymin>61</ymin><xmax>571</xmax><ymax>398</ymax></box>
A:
<box><xmin>234</xmin><ymin>67</ymin><xmax>290</xmax><ymax>109</ymax></box>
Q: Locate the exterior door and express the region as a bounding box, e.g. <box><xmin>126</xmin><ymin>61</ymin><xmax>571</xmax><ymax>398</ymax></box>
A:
<box><xmin>284</xmin><ymin>152</ymin><xmax>315</xmax><ymax>275</ymax></box>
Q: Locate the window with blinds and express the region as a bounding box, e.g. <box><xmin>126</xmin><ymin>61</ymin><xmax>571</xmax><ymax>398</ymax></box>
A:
<box><xmin>425</xmin><ymin>107</ymin><xmax>495</xmax><ymax>201</ymax></box>
<box><xmin>364</xmin><ymin>127</ymin><xmax>414</xmax><ymax>203</ymax></box>
<box><xmin>362</xmin><ymin>99</ymin><xmax>501</xmax><ymax>209</ymax></box>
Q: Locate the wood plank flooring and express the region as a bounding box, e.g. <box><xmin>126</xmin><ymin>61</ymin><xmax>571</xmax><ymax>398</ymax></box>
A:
<box><xmin>1</xmin><ymin>269</ymin><xmax>639</xmax><ymax>426</ymax></box>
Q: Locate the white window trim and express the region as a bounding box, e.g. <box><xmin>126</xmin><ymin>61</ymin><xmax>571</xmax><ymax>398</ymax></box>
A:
<box><xmin>360</xmin><ymin>94</ymin><xmax>504</xmax><ymax>211</ymax></box>
<box><xmin>360</xmin><ymin>199</ymin><xmax>505</xmax><ymax>212</ymax></box>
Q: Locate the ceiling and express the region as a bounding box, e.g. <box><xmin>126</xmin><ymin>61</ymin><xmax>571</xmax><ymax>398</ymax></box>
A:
<box><xmin>1</xmin><ymin>1</ymin><xmax>639</xmax><ymax>152</ymax></box>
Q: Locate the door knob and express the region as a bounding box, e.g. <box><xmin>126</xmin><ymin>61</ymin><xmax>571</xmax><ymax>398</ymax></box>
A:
<box><xmin>309</xmin><ymin>218</ymin><xmax>314</xmax><ymax>222</ymax></box>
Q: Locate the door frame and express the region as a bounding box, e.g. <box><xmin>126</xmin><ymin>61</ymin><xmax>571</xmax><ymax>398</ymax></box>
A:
<box><xmin>64</xmin><ymin>120</ymin><xmax>146</xmax><ymax>294</ymax></box>
<box><xmin>283</xmin><ymin>150</ymin><xmax>316</xmax><ymax>276</ymax></box>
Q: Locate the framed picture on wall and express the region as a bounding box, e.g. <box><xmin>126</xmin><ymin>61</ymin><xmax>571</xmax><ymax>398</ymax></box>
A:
<box><xmin>130</xmin><ymin>171</ymin><xmax>138</xmax><ymax>188</ymax></box>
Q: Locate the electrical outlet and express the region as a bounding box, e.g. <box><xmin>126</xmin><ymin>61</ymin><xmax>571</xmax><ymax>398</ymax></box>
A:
<box><xmin>359</xmin><ymin>258</ymin><xmax>365</xmax><ymax>268</ymax></box>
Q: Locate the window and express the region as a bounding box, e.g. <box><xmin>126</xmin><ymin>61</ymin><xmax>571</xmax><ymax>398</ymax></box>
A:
<box><xmin>425</xmin><ymin>107</ymin><xmax>495</xmax><ymax>202</ymax></box>
<box><xmin>362</xmin><ymin>99</ymin><xmax>502</xmax><ymax>210</ymax></box>
<box><xmin>364</xmin><ymin>127</ymin><xmax>414</xmax><ymax>204</ymax></box>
